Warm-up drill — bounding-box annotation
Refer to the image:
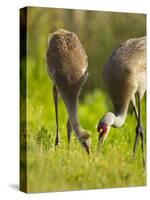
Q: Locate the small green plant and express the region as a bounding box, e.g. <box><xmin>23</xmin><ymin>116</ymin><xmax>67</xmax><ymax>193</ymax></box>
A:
<box><xmin>35</xmin><ymin>126</ymin><xmax>52</xmax><ymax>150</ymax></box>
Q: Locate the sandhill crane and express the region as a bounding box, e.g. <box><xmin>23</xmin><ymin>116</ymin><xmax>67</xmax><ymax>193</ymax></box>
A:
<box><xmin>46</xmin><ymin>29</ymin><xmax>91</xmax><ymax>154</ymax></box>
<box><xmin>97</xmin><ymin>36</ymin><xmax>146</xmax><ymax>166</ymax></box>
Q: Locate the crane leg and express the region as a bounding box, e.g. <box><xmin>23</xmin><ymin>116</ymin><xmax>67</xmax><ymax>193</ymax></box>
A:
<box><xmin>131</xmin><ymin>96</ymin><xmax>138</xmax><ymax>121</ymax></box>
<box><xmin>133</xmin><ymin>93</ymin><xmax>145</xmax><ymax>167</ymax></box>
<box><xmin>67</xmin><ymin>118</ymin><xmax>72</xmax><ymax>148</ymax></box>
<box><xmin>53</xmin><ymin>85</ymin><xmax>59</xmax><ymax>147</ymax></box>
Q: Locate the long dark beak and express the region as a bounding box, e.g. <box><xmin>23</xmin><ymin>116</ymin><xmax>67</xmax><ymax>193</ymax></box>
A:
<box><xmin>82</xmin><ymin>142</ymin><xmax>91</xmax><ymax>155</ymax></box>
<box><xmin>97</xmin><ymin>129</ymin><xmax>104</xmax><ymax>151</ymax></box>
<box><xmin>85</xmin><ymin>146</ymin><xmax>90</xmax><ymax>155</ymax></box>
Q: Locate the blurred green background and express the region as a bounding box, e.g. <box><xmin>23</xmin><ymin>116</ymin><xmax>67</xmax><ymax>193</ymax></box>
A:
<box><xmin>27</xmin><ymin>7</ymin><xmax>146</xmax><ymax>95</ymax></box>
<box><xmin>21</xmin><ymin>7</ymin><xmax>146</xmax><ymax>192</ymax></box>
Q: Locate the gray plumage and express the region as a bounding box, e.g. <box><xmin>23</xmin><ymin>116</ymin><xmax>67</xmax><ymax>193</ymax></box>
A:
<box><xmin>99</xmin><ymin>36</ymin><xmax>146</xmax><ymax>166</ymax></box>
<box><xmin>47</xmin><ymin>29</ymin><xmax>91</xmax><ymax>153</ymax></box>
<box><xmin>104</xmin><ymin>36</ymin><xmax>146</xmax><ymax>120</ymax></box>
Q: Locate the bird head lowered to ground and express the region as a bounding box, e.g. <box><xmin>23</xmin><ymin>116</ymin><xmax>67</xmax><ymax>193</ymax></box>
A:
<box><xmin>97</xmin><ymin>112</ymin><xmax>114</xmax><ymax>147</ymax></box>
<box><xmin>77</xmin><ymin>128</ymin><xmax>92</xmax><ymax>154</ymax></box>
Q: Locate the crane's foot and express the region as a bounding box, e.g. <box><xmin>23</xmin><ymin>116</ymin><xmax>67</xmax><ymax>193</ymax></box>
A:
<box><xmin>133</xmin><ymin>124</ymin><xmax>145</xmax><ymax>168</ymax></box>
<box><xmin>78</xmin><ymin>131</ymin><xmax>91</xmax><ymax>154</ymax></box>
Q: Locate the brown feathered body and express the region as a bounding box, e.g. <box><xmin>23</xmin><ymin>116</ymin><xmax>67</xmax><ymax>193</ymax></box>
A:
<box><xmin>104</xmin><ymin>36</ymin><xmax>146</xmax><ymax>116</ymax></box>
<box><xmin>47</xmin><ymin>29</ymin><xmax>88</xmax><ymax>86</ymax></box>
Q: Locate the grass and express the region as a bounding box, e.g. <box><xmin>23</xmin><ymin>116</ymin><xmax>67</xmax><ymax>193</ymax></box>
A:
<box><xmin>24</xmin><ymin>86</ymin><xmax>146</xmax><ymax>193</ymax></box>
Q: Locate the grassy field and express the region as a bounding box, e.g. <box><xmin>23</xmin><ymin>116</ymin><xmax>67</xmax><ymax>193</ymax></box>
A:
<box><xmin>20</xmin><ymin>7</ymin><xmax>146</xmax><ymax>193</ymax></box>
<box><xmin>25</xmin><ymin>80</ymin><xmax>146</xmax><ymax>192</ymax></box>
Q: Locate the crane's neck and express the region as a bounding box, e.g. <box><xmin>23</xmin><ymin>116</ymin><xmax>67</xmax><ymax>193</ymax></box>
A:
<box><xmin>113</xmin><ymin>111</ymin><xmax>127</xmax><ymax>127</ymax></box>
<box><xmin>103</xmin><ymin>111</ymin><xmax>127</xmax><ymax>128</ymax></box>
<box><xmin>60</xmin><ymin>91</ymin><xmax>82</xmax><ymax>136</ymax></box>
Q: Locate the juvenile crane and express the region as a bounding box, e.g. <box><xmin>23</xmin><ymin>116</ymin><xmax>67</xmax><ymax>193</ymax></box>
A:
<box><xmin>97</xmin><ymin>36</ymin><xmax>146</xmax><ymax>166</ymax></box>
<box><xmin>47</xmin><ymin>29</ymin><xmax>91</xmax><ymax>154</ymax></box>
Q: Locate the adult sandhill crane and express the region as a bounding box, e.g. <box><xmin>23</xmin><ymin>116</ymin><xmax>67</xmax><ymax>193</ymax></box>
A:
<box><xmin>97</xmin><ymin>36</ymin><xmax>146</xmax><ymax>166</ymax></box>
<box><xmin>46</xmin><ymin>29</ymin><xmax>91</xmax><ymax>154</ymax></box>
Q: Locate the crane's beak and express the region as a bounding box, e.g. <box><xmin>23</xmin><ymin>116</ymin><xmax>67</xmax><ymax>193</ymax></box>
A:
<box><xmin>85</xmin><ymin>145</ymin><xmax>91</xmax><ymax>155</ymax></box>
<box><xmin>97</xmin><ymin>129</ymin><xmax>104</xmax><ymax>151</ymax></box>
<box><xmin>98</xmin><ymin>129</ymin><xmax>105</xmax><ymax>143</ymax></box>
<box><xmin>97</xmin><ymin>126</ymin><xmax>110</xmax><ymax>151</ymax></box>
<box><xmin>80</xmin><ymin>137</ymin><xmax>91</xmax><ymax>154</ymax></box>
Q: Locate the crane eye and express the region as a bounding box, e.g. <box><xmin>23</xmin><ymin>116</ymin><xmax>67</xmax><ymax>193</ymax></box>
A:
<box><xmin>97</xmin><ymin>122</ymin><xmax>108</xmax><ymax>134</ymax></box>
